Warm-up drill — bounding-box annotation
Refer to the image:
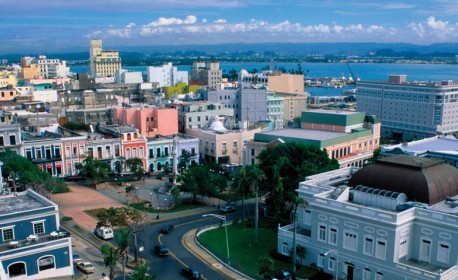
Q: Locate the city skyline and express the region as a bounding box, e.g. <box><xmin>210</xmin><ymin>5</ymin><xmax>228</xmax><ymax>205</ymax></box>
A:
<box><xmin>1</xmin><ymin>1</ymin><xmax>458</xmax><ymax>53</ymax></box>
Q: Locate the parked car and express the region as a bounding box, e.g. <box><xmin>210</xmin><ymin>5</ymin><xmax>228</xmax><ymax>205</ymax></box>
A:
<box><xmin>181</xmin><ymin>267</ymin><xmax>202</xmax><ymax>279</ymax></box>
<box><xmin>154</xmin><ymin>244</ymin><xmax>169</xmax><ymax>256</ymax></box>
<box><xmin>94</xmin><ymin>226</ymin><xmax>114</xmax><ymax>240</ymax></box>
<box><xmin>72</xmin><ymin>254</ymin><xmax>82</xmax><ymax>264</ymax></box>
<box><xmin>76</xmin><ymin>261</ymin><xmax>96</xmax><ymax>274</ymax></box>
<box><xmin>220</xmin><ymin>205</ymin><xmax>236</xmax><ymax>214</ymax></box>
<box><xmin>161</xmin><ymin>224</ymin><xmax>174</xmax><ymax>234</ymax></box>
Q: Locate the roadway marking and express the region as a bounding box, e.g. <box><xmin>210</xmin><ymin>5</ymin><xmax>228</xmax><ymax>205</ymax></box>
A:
<box><xmin>212</xmin><ymin>263</ymin><xmax>222</xmax><ymax>269</ymax></box>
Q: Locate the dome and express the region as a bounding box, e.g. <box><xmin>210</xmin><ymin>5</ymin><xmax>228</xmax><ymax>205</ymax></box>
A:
<box><xmin>348</xmin><ymin>155</ymin><xmax>458</xmax><ymax>205</ymax></box>
<box><xmin>209</xmin><ymin>116</ymin><xmax>227</xmax><ymax>132</ymax></box>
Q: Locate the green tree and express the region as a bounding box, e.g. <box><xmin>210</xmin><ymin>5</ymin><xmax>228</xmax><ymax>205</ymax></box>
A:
<box><xmin>178</xmin><ymin>165</ymin><xmax>215</xmax><ymax>201</ymax></box>
<box><xmin>178</xmin><ymin>151</ymin><xmax>192</xmax><ymax>172</ymax></box>
<box><xmin>101</xmin><ymin>244</ymin><xmax>118</xmax><ymax>280</ymax></box>
<box><xmin>126</xmin><ymin>157</ymin><xmax>144</xmax><ymax>181</ymax></box>
<box><xmin>129</xmin><ymin>261</ymin><xmax>157</xmax><ymax>280</ymax></box>
<box><xmin>96</xmin><ymin>207</ymin><xmax>147</xmax><ymax>264</ymax></box>
<box><xmin>75</xmin><ymin>156</ymin><xmax>109</xmax><ymax>186</ymax></box>
<box><xmin>0</xmin><ymin>149</ymin><xmax>68</xmax><ymax>193</ymax></box>
<box><xmin>258</xmin><ymin>142</ymin><xmax>339</xmax><ymax>217</ymax></box>
<box><xmin>258</xmin><ymin>255</ymin><xmax>275</xmax><ymax>278</ymax></box>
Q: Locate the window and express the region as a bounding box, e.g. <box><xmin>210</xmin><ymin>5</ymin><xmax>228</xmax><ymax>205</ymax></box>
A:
<box><xmin>437</xmin><ymin>242</ymin><xmax>450</xmax><ymax>263</ymax></box>
<box><xmin>318</xmin><ymin>224</ymin><xmax>327</xmax><ymax>242</ymax></box>
<box><xmin>8</xmin><ymin>262</ymin><xmax>26</xmax><ymax>277</ymax></box>
<box><xmin>363</xmin><ymin>268</ymin><xmax>371</xmax><ymax>280</ymax></box>
<box><xmin>399</xmin><ymin>238</ymin><xmax>408</xmax><ymax>258</ymax></box>
<box><xmin>281</xmin><ymin>242</ymin><xmax>289</xmax><ymax>255</ymax></box>
<box><xmin>38</xmin><ymin>256</ymin><xmax>55</xmax><ymax>271</ymax></box>
<box><xmin>328</xmin><ymin>257</ymin><xmax>336</xmax><ymax>271</ymax></box>
<box><xmin>33</xmin><ymin>221</ymin><xmax>45</xmax><ymax>235</ymax></box>
<box><xmin>375</xmin><ymin>272</ymin><xmax>383</xmax><ymax>280</ymax></box>
<box><xmin>364</xmin><ymin>236</ymin><xmax>374</xmax><ymax>256</ymax></box>
<box><xmin>318</xmin><ymin>254</ymin><xmax>325</xmax><ymax>268</ymax></box>
<box><xmin>2</xmin><ymin>227</ymin><xmax>14</xmax><ymax>241</ymax></box>
<box><xmin>343</xmin><ymin>231</ymin><xmax>358</xmax><ymax>251</ymax></box>
<box><xmin>375</xmin><ymin>240</ymin><xmax>386</xmax><ymax>260</ymax></box>
<box><xmin>9</xmin><ymin>135</ymin><xmax>16</xmax><ymax>145</ymax></box>
<box><xmin>329</xmin><ymin>227</ymin><xmax>337</xmax><ymax>245</ymax></box>
<box><xmin>420</xmin><ymin>239</ymin><xmax>431</xmax><ymax>262</ymax></box>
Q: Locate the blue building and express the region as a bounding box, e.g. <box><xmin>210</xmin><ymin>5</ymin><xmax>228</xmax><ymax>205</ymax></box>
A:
<box><xmin>0</xmin><ymin>187</ymin><xmax>73</xmax><ymax>279</ymax></box>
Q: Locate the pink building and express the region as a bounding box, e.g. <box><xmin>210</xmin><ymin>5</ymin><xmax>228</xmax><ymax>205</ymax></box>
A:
<box><xmin>112</xmin><ymin>106</ymin><xmax>178</xmax><ymax>137</ymax></box>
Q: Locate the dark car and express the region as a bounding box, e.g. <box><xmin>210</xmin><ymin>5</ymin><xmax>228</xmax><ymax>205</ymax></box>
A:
<box><xmin>181</xmin><ymin>267</ymin><xmax>202</xmax><ymax>279</ymax></box>
<box><xmin>274</xmin><ymin>269</ymin><xmax>291</xmax><ymax>280</ymax></box>
<box><xmin>161</xmin><ymin>224</ymin><xmax>174</xmax><ymax>234</ymax></box>
<box><xmin>154</xmin><ymin>245</ymin><xmax>169</xmax><ymax>256</ymax></box>
<box><xmin>220</xmin><ymin>205</ymin><xmax>236</xmax><ymax>214</ymax></box>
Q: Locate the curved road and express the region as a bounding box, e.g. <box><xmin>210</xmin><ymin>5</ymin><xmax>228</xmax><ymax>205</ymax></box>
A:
<box><xmin>135</xmin><ymin>210</ymin><xmax>241</xmax><ymax>280</ymax></box>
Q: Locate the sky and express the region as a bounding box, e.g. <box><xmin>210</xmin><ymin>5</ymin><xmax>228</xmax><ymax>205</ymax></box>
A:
<box><xmin>1</xmin><ymin>0</ymin><xmax>458</xmax><ymax>53</ymax></box>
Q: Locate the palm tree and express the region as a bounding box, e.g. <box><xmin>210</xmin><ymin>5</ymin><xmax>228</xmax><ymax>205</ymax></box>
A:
<box><xmin>289</xmin><ymin>193</ymin><xmax>308</xmax><ymax>279</ymax></box>
<box><xmin>101</xmin><ymin>244</ymin><xmax>118</xmax><ymax>280</ymax></box>
<box><xmin>247</xmin><ymin>165</ymin><xmax>264</xmax><ymax>244</ymax></box>
<box><xmin>116</xmin><ymin>228</ymin><xmax>131</xmax><ymax>280</ymax></box>
<box><xmin>130</xmin><ymin>261</ymin><xmax>157</xmax><ymax>280</ymax></box>
<box><xmin>232</xmin><ymin>167</ymin><xmax>250</xmax><ymax>220</ymax></box>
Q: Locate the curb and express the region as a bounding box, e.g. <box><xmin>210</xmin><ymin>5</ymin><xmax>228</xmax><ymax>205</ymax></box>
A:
<box><xmin>182</xmin><ymin>227</ymin><xmax>254</xmax><ymax>280</ymax></box>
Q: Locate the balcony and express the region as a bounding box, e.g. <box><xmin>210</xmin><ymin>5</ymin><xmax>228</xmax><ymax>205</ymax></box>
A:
<box><xmin>222</xmin><ymin>148</ymin><xmax>227</xmax><ymax>155</ymax></box>
<box><xmin>278</xmin><ymin>224</ymin><xmax>311</xmax><ymax>244</ymax></box>
<box><xmin>0</xmin><ymin>231</ymin><xmax>70</xmax><ymax>253</ymax></box>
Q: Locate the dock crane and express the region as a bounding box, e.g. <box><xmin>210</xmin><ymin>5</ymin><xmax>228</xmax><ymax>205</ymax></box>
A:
<box><xmin>346</xmin><ymin>61</ymin><xmax>357</xmax><ymax>84</ymax></box>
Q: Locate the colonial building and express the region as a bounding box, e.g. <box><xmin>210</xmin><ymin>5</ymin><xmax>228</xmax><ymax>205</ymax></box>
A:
<box><xmin>0</xmin><ymin>188</ymin><xmax>73</xmax><ymax>279</ymax></box>
<box><xmin>185</xmin><ymin>116</ymin><xmax>263</xmax><ymax>164</ymax></box>
<box><xmin>278</xmin><ymin>155</ymin><xmax>458</xmax><ymax>280</ymax></box>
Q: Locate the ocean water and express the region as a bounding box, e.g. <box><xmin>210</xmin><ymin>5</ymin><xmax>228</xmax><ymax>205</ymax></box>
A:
<box><xmin>71</xmin><ymin>62</ymin><xmax>458</xmax><ymax>96</ymax></box>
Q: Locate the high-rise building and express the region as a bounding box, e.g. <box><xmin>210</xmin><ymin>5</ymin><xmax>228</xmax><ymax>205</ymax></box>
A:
<box><xmin>357</xmin><ymin>75</ymin><xmax>458</xmax><ymax>140</ymax></box>
<box><xmin>146</xmin><ymin>62</ymin><xmax>188</xmax><ymax>87</ymax></box>
<box><xmin>190</xmin><ymin>61</ymin><xmax>222</xmax><ymax>89</ymax></box>
<box><xmin>89</xmin><ymin>39</ymin><xmax>121</xmax><ymax>78</ymax></box>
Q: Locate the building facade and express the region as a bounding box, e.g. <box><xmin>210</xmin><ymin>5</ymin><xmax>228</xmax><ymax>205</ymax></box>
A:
<box><xmin>357</xmin><ymin>75</ymin><xmax>458</xmax><ymax>140</ymax></box>
<box><xmin>112</xmin><ymin>106</ymin><xmax>178</xmax><ymax>137</ymax></box>
<box><xmin>146</xmin><ymin>63</ymin><xmax>188</xmax><ymax>87</ymax></box>
<box><xmin>244</xmin><ymin>110</ymin><xmax>380</xmax><ymax>168</ymax></box>
<box><xmin>89</xmin><ymin>39</ymin><xmax>122</xmax><ymax>78</ymax></box>
<box><xmin>277</xmin><ymin>156</ymin><xmax>458</xmax><ymax>280</ymax></box>
<box><xmin>190</xmin><ymin>61</ymin><xmax>222</xmax><ymax>89</ymax></box>
<box><xmin>0</xmin><ymin>189</ymin><xmax>73</xmax><ymax>279</ymax></box>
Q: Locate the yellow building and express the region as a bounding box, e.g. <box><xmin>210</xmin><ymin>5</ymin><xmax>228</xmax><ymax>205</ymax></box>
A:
<box><xmin>0</xmin><ymin>71</ymin><xmax>18</xmax><ymax>87</ymax></box>
<box><xmin>21</xmin><ymin>64</ymin><xmax>41</xmax><ymax>80</ymax></box>
<box><xmin>89</xmin><ymin>39</ymin><xmax>121</xmax><ymax>78</ymax></box>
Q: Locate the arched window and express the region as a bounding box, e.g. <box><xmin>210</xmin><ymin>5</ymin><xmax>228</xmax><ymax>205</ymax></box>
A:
<box><xmin>157</xmin><ymin>162</ymin><xmax>162</xmax><ymax>171</ymax></box>
<box><xmin>38</xmin><ymin>255</ymin><xmax>55</xmax><ymax>271</ymax></box>
<box><xmin>149</xmin><ymin>163</ymin><xmax>155</xmax><ymax>172</ymax></box>
<box><xmin>127</xmin><ymin>134</ymin><xmax>132</xmax><ymax>141</ymax></box>
<box><xmin>8</xmin><ymin>262</ymin><xmax>26</xmax><ymax>277</ymax></box>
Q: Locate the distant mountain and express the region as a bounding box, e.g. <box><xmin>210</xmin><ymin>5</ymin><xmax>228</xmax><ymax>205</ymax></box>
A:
<box><xmin>1</xmin><ymin>42</ymin><xmax>457</xmax><ymax>63</ymax></box>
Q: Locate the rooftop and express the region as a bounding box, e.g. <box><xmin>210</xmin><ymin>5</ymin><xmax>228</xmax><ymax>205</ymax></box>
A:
<box><xmin>256</xmin><ymin>128</ymin><xmax>345</xmax><ymax>141</ymax></box>
<box><xmin>0</xmin><ymin>190</ymin><xmax>52</xmax><ymax>216</ymax></box>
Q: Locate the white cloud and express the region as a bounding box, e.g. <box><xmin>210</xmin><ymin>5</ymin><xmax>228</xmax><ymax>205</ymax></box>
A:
<box><xmin>145</xmin><ymin>15</ymin><xmax>197</xmax><ymax>27</ymax></box>
<box><xmin>93</xmin><ymin>15</ymin><xmax>458</xmax><ymax>44</ymax></box>
<box><xmin>408</xmin><ymin>16</ymin><xmax>456</xmax><ymax>40</ymax></box>
<box><xmin>426</xmin><ymin>16</ymin><xmax>448</xmax><ymax>30</ymax></box>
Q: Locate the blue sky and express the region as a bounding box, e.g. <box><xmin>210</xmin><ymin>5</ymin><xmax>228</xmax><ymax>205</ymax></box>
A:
<box><xmin>1</xmin><ymin>0</ymin><xmax>458</xmax><ymax>53</ymax></box>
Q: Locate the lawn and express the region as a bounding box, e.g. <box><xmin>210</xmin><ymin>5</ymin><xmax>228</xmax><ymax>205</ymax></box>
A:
<box><xmin>198</xmin><ymin>221</ymin><xmax>316</xmax><ymax>279</ymax></box>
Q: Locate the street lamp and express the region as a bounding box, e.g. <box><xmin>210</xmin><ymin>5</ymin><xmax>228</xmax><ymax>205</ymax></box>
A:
<box><xmin>202</xmin><ymin>214</ymin><xmax>230</xmax><ymax>266</ymax></box>
<box><xmin>324</xmin><ymin>249</ymin><xmax>338</xmax><ymax>280</ymax></box>
<box><xmin>150</xmin><ymin>192</ymin><xmax>153</xmax><ymax>208</ymax></box>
